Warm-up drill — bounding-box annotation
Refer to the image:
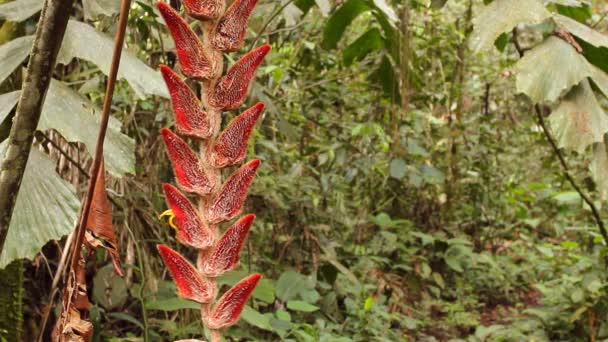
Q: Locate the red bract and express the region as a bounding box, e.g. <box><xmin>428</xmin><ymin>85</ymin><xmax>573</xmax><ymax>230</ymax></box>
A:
<box><xmin>198</xmin><ymin>214</ymin><xmax>255</xmax><ymax>277</ymax></box>
<box><xmin>161</xmin><ymin>128</ymin><xmax>217</xmax><ymax>195</ymax></box>
<box><xmin>207</xmin><ymin>160</ymin><xmax>260</xmax><ymax>223</ymax></box>
<box><xmin>204</xmin><ymin>273</ymin><xmax>261</xmax><ymax>330</ymax></box>
<box><xmin>163</xmin><ymin>183</ymin><xmax>215</xmax><ymax>249</ymax></box>
<box><xmin>208</xmin><ymin>102</ymin><xmax>264</xmax><ymax>168</ymax></box>
<box><xmin>86</xmin><ymin>163</ymin><xmax>123</xmax><ymax>276</ymax></box>
<box><xmin>157</xmin><ymin>244</ymin><xmax>217</xmax><ymax>303</ymax></box>
<box><xmin>211</xmin><ymin>0</ymin><xmax>260</xmax><ymax>52</ymax></box>
<box><xmin>160</xmin><ymin>65</ymin><xmax>216</xmax><ymax>138</ymax></box>
<box><xmin>208</xmin><ymin>45</ymin><xmax>271</xmax><ymax>110</ymax></box>
<box><xmin>157</xmin><ymin>2</ymin><xmax>215</xmax><ymax>79</ymax></box>
<box><xmin>182</xmin><ymin>0</ymin><xmax>223</xmax><ymax>20</ymax></box>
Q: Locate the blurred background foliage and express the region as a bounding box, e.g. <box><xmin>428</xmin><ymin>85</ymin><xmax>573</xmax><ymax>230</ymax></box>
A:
<box><xmin>3</xmin><ymin>0</ymin><xmax>608</xmax><ymax>341</ymax></box>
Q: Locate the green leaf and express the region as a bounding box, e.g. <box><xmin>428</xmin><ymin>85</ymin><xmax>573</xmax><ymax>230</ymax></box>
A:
<box><xmin>370</xmin><ymin>55</ymin><xmax>400</xmax><ymax>102</ymax></box>
<box><xmin>549</xmin><ymin>79</ymin><xmax>608</xmax><ymax>153</ymax></box>
<box><xmin>314</xmin><ymin>0</ymin><xmax>330</xmax><ymax>16</ymax></box>
<box><xmin>241</xmin><ymin>306</ymin><xmax>273</xmax><ymax>331</ymax></box>
<box><xmin>108</xmin><ymin>312</ymin><xmax>144</xmax><ymax>329</ymax></box>
<box><xmin>470</xmin><ymin>0</ymin><xmax>550</xmax><ymax>53</ymax></box>
<box><xmin>552</xmin><ymin>191</ymin><xmax>581</xmax><ymax>204</ymax></box>
<box><xmin>276</xmin><ymin>309</ymin><xmax>291</xmax><ymax>322</ymax></box>
<box><xmin>590</xmin><ymin>64</ymin><xmax>608</xmax><ymax>98</ymax></box>
<box><xmin>370</xmin><ymin>0</ymin><xmax>397</xmax><ymax>23</ymax></box>
<box><xmin>322</xmin><ymin>0</ymin><xmax>371</xmax><ymax>50</ymax></box>
<box><xmin>287</xmin><ymin>300</ymin><xmax>319</xmax><ymax>312</ymax></box>
<box><xmin>0</xmin><ymin>91</ymin><xmax>20</xmax><ymax>123</ymax></box>
<box><xmin>145</xmin><ymin>297</ymin><xmax>200</xmax><ymax>311</ymax></box>
<box><xmin>0</xmin><ymin>0</ymin><xmax>42</xmax><ymax>22</ymax></box>
<box><xmin>82</xmin><ymin>0</ymin><xmax>120</xmax><ymax>20</ymax></box>
<box><xmin>389</xmin><ymin>158</ymin><xmax>406</xmax><ymax>180</ymax></box>
<box><xmin>343</xmin><ymin>28</ymin><xmax>385</xmax><ymax>65</ymax></box>
<box><xmin>93</xmin><ymin>265</ymin><xmax>128</xmax><ymax>309</ymax></box>
<box><xmin>276</xmin><ymin>271</ymin><xmax>308</xmax><ymax>301</ymax></box>
<box><xmin>554</xmin><ymin>14</ymin><xmax>608</xmax><ymax>49</ymax></box>
<box><xmin>0</xmin><ymin>36</ymin><xmax>33</xmax><ymax>85</ymax></box>
<box><xmin>590</xmin><ymin>142</ymin><xmax>608</xmax><ymax>201</ymax></box>
<box><xmin>556</xmin><ymin>3</ymin><xmax>592</xmax><ymax>23</ymax></box>
<box><xmin>515</xmin><ymin>36</ymin><xmax>592</xmax><ymax>103</ymax></box>
<box><xmin>40</xmin><ymin>80</ymin><xmax>135</xmax><ymax>176</ymax></box>
<box><xmin>57</xmin><ymin>20</ymin><xmax>168</xmax><ymax>99</ymax></box>
<box><xmin>0</xmin><ymin>142</ymin><xmax>79</xmax><ymax>268</ymax></box>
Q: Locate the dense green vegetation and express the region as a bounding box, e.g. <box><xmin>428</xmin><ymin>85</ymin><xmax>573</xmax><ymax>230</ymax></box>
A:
<box><xmin>2</xmin><ymin>0</ymin><xmax>608</xmax><ymax>340</ymax></box>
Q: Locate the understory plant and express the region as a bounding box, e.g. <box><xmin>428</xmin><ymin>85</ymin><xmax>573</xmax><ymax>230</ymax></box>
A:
<box><xmin>155</xmin><ymin>0</ymin><xmax>269</xmax><ymax>340</ymax></box>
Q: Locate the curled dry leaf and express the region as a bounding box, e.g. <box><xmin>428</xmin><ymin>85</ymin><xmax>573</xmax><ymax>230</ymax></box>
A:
<box><xmin>198</xmin><ymin>214</ymin><xmax>255</xmax><ymax>277</ymax></box>
<box><xmin>162</xmin><ymin>183</ymin><xmax>216</xmax><ymax>248</ymax></box>
<box><xmin>157</xmin><ymin>244</ymin><xmax>217</xmax><ymax>303</ymax></box>
<box><xmin>160</xmin><ymin>65</ymin><xmax>216</xmax><ymax>138</ymax></box>
<box><xmin>207</xmin><ymin>159</ymin><xmax>260</xmax><ymax>223</ymax></box>
<box><xmin>208</xmin><ymin>45</ymin><xmax>271</xmax><ymax>110</ymax></box>
<box><xmin>157</xmin><ymin>2</ymin><xmax>216</xmax><ymax>79</ymax></box>
<box><xmin>208</xmin><ymin>102</ymin><xmax>264</xmax><ymax>168</ymax></box>
<box><xmin>161</xmin><ymin>128</ymin><xmax>218</xmax><ymax>195</ymax></box>
<box><xmin>211</xmin><ymin>0</ymin><xmax>261</xmax><ymax>52</ymax></box>
<box><xmin>85</xmin><ymin>162</ymin><xmax>123</xmax><ymax>276</ymax></box>
<box><xmin>181</xmin><ymin>0</ymin><xmax>223</xmax><ymax>20</ymax></box>
<box><xmin>204</xmin><ymin>273</ymin><xmax>261</xmax><ymax>330</ymax></box>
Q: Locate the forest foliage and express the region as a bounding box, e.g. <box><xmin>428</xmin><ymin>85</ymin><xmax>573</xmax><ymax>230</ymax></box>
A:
<box><xmin>1</xmin><ymin>0</ymin><xmax>608</xmax><ymax>341</ymax></box>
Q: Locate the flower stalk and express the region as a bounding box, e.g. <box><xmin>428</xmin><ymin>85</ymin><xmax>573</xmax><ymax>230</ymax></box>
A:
<box><xmin>156</xmin><ymin>0</ymin><xmax>268</xmax><ymax>340</ymax></box>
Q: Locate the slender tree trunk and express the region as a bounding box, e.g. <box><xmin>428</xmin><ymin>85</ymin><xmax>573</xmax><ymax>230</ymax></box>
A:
<box><xmin>393</xmin><ymin>1</ymin><xmax>410</xmax><ymax>155</ymax></box>
<box><xmin>0</xmin><ymin>0</ymin><xmax>74</xmax><ymax>254</ymax></box>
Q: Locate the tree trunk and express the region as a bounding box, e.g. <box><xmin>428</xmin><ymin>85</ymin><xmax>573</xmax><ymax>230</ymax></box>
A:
<box><xmin>0</xmin><ymin>0</ymin><xmax>75</xmax><ymax>253</ymax></box>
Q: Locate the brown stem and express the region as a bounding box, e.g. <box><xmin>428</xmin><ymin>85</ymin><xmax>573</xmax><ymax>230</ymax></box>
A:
<box><xmin>0</xmin><ymin>0</ymin><xmax>75</xmax><ymax>254</ymax></box>
<box><xmin>58</xmin><ymin>0</ymin><xmax>132</xmax><ymax>335</ymax></box>
<box><xmin>512</xmin><ymin>29</ymin><xmax>608</xmax><ymax>243</ymax></box>
<box><xmin>67</xmin><ymin>0</ymin><xmax>132</xmax><ymax>273</ymax></box>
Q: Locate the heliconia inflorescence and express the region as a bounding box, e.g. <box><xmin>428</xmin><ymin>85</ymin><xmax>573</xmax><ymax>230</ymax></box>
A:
<box><xmin>155</xmin><ymin>0</ymin><xmax>268</xmax><ymax>340</ymax></box>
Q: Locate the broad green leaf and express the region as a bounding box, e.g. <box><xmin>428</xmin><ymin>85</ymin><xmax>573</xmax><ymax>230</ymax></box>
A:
<box><xmin>241</xmin><ymin>306</ymin><xmax>273</xmax><ymax>331</ymax></box>
<box><xmin>370</xmin><ymin>55</ymin><xmax>400</xmax><ymax>102</ymax></box>
<box><xmin>0</xmin><ymin>91</ymin><xmax>20</xmax><ymax>123</ymax></box>
<box><xmin>556</xmin><ymin>3</ymin><xmax>592</xmax><ymax>22</ymax></box>
<box><xmin>0</xmin><ymin>0</ymin><xmax>42</xmax><ymax>22</ymax></box>
<box><xmin>549</xmin><ymin>80</ymin><xmax>608</xmax><ymax>153</ymax></box>
<box><xmin>0</xmin><ymin>142</ymin><xmax>79</xmax><ymax>268</ymax></box>
<box><xmin>145</xmin><ymin>297</ymin><xmax>200</xmax><ymax>311</ymax></box>
<box><xmin>82</xmin><ymin>0</ymin><xmax>120</xmax><ymax>20</ymax></box>
<box><xmin>39</xmin><ymin>80</ymin><xmax>135</xmax><ymax>176</ymax></box>
<box><xmin>57</xmin><ymin>20</ymin><xmax>168</xmax><ymax>99</ymax></box>
<box><xmin>470</xmin><ymin>0</ymin><xmax>550</xmax><ymax>53</ymax></box>
<box><xmin>322</xmin><ymin>0</ymin><xmax>371</xmax><ymax>50</ymax></box>
<box><xmin>282</xmin><ymin>1</ymin><xmax>303</xmax><ymax>26</ymax></box>
<box><xmin>389</xmin><ymin>158</ymin><xmax>406</xmax><ymax>180</ymax></box>
<box><xmin>552</xmin><ymin>191</ymin><xmax>581</xmax><ymax>204</ymax></box>
<box><xmin>276</xmin><ymin>271</ymin><xmax>308</xmax><ymax>301</ymax></box>
<box><xmin>554</xmin><ymin>14</ymin><xmax>608</xmax><ymax>49</ymax></box>
<box><xmin>590</xmin><ymin>142</ymin><xmax>608</xmax><ymax>200</ymax></box>
<box><xmin>287</xmin><ymin>300</ymin><xmax>319</xmax><ymax>312</ymax></box>
<box><xmin>515</xmin><ymin>36</ymin><xmax>592</xmax><ymax>103</ymax></box>
<box><xmin>93</xmin><ymin>265</ymin><xmax>128</xmax><ymax>309</ymax></box>
<box><xmin>107</xmin><ymin>312</ymin><xmax>144</xmax><ymax>329</ymax></box>
<box><xmin>590</xmin><ymin>65</ymin><xmax>608</xmax><ymax>97</ymax></box>
<box><xmin>0</xmin><ymin>35</ymin><xmax>33</xmax><ymax>85</ymax></box>
<box><xmin>371</xmin><ymin>0</ymin><xmax>397</xmax><ymax>23</ymax></box>
<box><xmin>314</xmin><ymin>0</ymin><xmax>330</xmax><ymax>16</ymax></box>
<box><xmin>343</xmin><ymin>28</ymin><xmax>385</xmax><ymax>65</ymax></box>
